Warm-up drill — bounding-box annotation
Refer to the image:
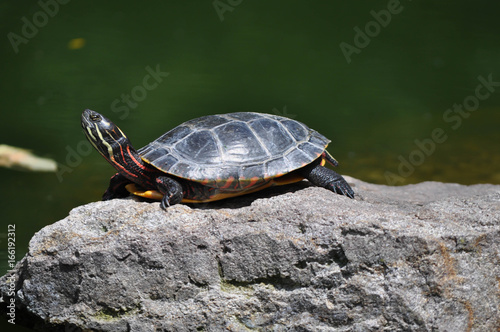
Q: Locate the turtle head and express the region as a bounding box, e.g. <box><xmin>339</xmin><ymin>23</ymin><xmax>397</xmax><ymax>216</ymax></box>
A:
<box><xmin>82</xmin><ymin>109</ymin><xmax>160</xmax><ymax>189</ymax></box>
<box><xmin>81</xmin><ymin>109</ymin><xmax>132</xmax><ymax>162</ymax></box>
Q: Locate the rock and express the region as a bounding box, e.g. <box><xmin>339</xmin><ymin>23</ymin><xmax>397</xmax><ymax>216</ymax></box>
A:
<box><xmin>1</xmin><ymin>177</ymin><xmax>499</xmax><ymax>331</ymax></box>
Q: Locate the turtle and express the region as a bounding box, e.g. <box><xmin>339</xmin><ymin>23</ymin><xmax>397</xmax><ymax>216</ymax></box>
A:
<box><xmin>81</xmin><ymin>109</ymin><xmax>354</xmax><ymax>209</ymax></box>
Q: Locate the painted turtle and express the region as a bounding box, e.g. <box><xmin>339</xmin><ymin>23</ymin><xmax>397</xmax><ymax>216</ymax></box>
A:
<box><xmin>81</xmin><ymin>110</ymin><xmax>354</xmax><ymax>209</ymax></box>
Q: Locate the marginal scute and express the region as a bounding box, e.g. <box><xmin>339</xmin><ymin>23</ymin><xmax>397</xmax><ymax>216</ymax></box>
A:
<box><xmin>297</xmin><ymin>142</ymin><xmax>324</xmax><ymax>160</ymax></box>
<box><xmin>239</xmin><ymin>176</ymin><xmax>266</xmax><ymax>189</ymax></box>
<box><xmin>200</xmin><ymin>167</ymin><xmax>226</xmax><ymax>184</ymax></box>
<box><xmin>215</xmin><ymin>167</ymin><xmax>241</xmax><ymax>189</ymax></box>
<box><xmin>141</xmin><ymin>147</ymin><xmax>171</xmax><ymax>164</ymax></box>
<box><xmin>265</xmin><ymin>157</ymin><xmax>290</xmax><ymax>178</ymax></box>
<box><xmin>309</xmin><ymin>131</ymin><xmax>331</xmax><ymax>148</ymax></box>
<box><xmin>168</xmin><ymin>161</ymin><xmax>192</xmax><ymax>176</ymax></box>
<box><xmin>146</xmin><ymin>153</ymin><xmax>178</xmax><ymax>172</ymax></box>
<box><xmin>140</xmin><ymin>112</ymin><xmax>331</xmax><ymax>184</ymax></box>
<box><xmin>240</xmin><ymin>163</ymin><xmax>266</xmax><ymax>182</ymax></box>
<box><xmin>284</xmin><ymin>148</ymin><xmax>313</xmax><ymax>166</ymax></box>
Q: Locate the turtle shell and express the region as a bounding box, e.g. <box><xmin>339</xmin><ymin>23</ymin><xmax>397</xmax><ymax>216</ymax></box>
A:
<box><xmin>138</xmin><ymin>112</ymin><xmax>329</xmax><ymax>187</ymax></box>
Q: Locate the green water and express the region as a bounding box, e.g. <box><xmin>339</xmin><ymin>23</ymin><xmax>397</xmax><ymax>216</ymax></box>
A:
<box><xmin>0</xmin><ymin>2</ymin><xmax>499</xmax><ymax>328</ymax></box>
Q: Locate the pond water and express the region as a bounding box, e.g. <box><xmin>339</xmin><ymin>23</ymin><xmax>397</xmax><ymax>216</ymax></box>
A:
<box><xmin>0</xmin><ymin>2</ymin><xmax>499</xmax><ymax>315</ymax></box>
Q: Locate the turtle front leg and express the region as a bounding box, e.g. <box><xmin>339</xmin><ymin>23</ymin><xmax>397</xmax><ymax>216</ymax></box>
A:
<box><xmin>103</xmin><ymin>173</ymin><xmax>131</xmax><ymax>200</ymax></box>
<box><xmin>301</xmin><ymin>162</ymin><xmax>355</xmax><ymax>199</ymax></box>
<box><xmin>155</xmin><ymin>176</ymin><xmax>184</xmax><ymax>209</ymax></box>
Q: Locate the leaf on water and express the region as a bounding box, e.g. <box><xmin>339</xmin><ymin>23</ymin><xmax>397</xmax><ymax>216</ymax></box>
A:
<box><xmin>68</xmin><ymin>38</ymin><xmax>86</xmax><ymax>50</ymax></box>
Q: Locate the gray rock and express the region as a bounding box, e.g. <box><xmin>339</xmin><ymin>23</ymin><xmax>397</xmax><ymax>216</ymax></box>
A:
<box><xmin>1</xmin><ymin>177</ymin><xmax>499</xmax><ymax>331</ymax></box>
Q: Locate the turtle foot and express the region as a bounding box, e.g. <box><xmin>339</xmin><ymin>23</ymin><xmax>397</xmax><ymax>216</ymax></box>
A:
<box><xmin>102</xmin><ymin>173</ymin><xmax>131</xmax><ymax>201</ymax></box>
<box><xmin>301</xmin><ymin>163</ymin><xmax>355</xmax><ymax>199</ymax></box>
<box><xmin>327</xmin><ymin>178</ymin><xmax>355</xmax><ymax>199</ymax></box>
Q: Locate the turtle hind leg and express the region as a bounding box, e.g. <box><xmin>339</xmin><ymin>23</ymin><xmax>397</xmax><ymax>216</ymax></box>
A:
<box><xmin>103</xmin><ymin>173</ymin><xmax>131</xmax><ymax>200</ymax></box>
<box><xmin>301</xmin><ymin>162</ymin><xmax>355</xmax><ymax>199</ymax></box>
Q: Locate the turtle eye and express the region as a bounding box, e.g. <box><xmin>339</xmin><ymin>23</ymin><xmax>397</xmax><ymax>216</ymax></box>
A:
<box><xmin>90</xmin><ymin>113</ymin><xmax>101</xmax><ymax>122</ymax></box>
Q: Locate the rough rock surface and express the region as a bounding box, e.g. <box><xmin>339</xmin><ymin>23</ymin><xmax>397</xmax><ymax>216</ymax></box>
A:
<box><xmin>1</xmin><ymin>177</ymin><xmax>499</xmax><ymax>331</ymax></box>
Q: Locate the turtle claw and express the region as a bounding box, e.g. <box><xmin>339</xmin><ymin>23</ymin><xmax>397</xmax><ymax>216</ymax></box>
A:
<box><xmin>102</xmin><ymin>190</ymin><xmax>115</xmax><ymax>201</ymax></box>
<box><xmin>157</xmin><ymin>176</ymin><xmax>184</xmax><ymax>209</ymax></box>
<box><xmin>102</xmin><ymin>188</ymin><xmax>130</xmax><ymax>201</ymax></box>
<box><xmin>160</xmin><ymin>197</ymin><xmax>170</xmax><ymax>210</ymax></box>
<box><xmin>329</xmin><ymin>179</ymin><xmax>355</xmax><ymax>199</ymax></box>
<box><xmin>160</xmin><ymin>191</ymin><xmax>183</xmax><ymax>210</ymax></box>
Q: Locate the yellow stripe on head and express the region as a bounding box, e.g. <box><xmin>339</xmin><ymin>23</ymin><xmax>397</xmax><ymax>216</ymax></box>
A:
<box><xmin>85</xmin><ymin>127</ymin><xmax>97</xmax><ymax>142</ymax></box>
<box><xmin>117</xmin><ymin>126</ymin><xmax>128</xmax><ymax>139</ymax></box>
<box><xmin>94</xmin><ymin>123</ymin><xmax>114</xmax><ymax>159</ymax></box>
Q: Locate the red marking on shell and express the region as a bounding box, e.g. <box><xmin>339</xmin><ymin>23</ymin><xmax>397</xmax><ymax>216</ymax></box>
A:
<box><xmin>242</xmin><ymin>176</ymin><xmax>261</xmax><ymax>189</ymax></box>
<box><xmin>220</xmin><ymin>176</ymin><xmax>235</xmax><ymax>189</ymax></box>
